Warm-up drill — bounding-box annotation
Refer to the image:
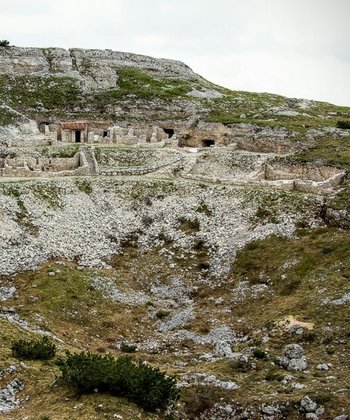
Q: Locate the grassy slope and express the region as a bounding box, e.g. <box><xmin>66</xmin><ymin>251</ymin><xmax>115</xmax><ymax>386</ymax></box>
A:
<box><xmin>1</xmin><ymin>65</ymin><xmax>350</xmax><ymax>126</ymax></box>
<box><xmin>1</xmin><ymin>225</ymin><xmax>349</xmax><ymax>418</ymax></box>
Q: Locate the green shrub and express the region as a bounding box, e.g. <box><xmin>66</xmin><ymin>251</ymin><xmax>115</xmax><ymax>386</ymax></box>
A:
<box><xmin>253</xmin><ymin>348</ymin><xmax>268</xmax><ymax>360</ymax></box>
<box><xmin>120</xmin><ymin>342</ymin><xmax>137</xmax><ymax>353</ymax></box>
<box><xmin>11</xmin><ymin>336</ymin><xmax>56</xmax><ymax>360</ymax></box>
<box><xmin>265</xmin><ymin>370</ymin><xmax>284</xmax><ymax>382</ymax></box>
<box><xmin>336</xmin><ymin>120</ymin><xmax>350</xmax><ymax>129</ymax></box>
<box><xmin>0</xmin><ymin>40</ymin><xmax>9</xmax><ymax>47</ymax></box>
<box><xmin>57</xmin><ymin>351</ymin><xmax>178</xmax><ymax>412</ymax></box>
<box><xmin>155</xmin><ymin>310</ymin><xmax>169</xmax><ymax>319</ymax></box>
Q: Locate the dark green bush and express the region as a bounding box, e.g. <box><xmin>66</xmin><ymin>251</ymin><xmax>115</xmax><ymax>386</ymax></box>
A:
<box><xmin>155</xmin><ymin>310</ymin><xmax>169</xmax><ymax>319</ymax></box>
<box><xmin>120</xmin><ymin>342</ymin><xmax>137</xmax><ymax>353</ymax></box>
<box><xmin>0</xmin><ymin>40</ymin><xmax>9</xmax><ymax>47</ymax></box>
<box><xmin>57</xmin><ymin>351</ymin><xmax>178</xmax><ymax>412</ymax></box>
<box><xmin>11</xmin><ymin>336</ymin><xmax>56</xmax><ymax>360</ymax></box>
<box><xmin>336</xmin><ymin>120</ymin><xmax>350</xmax><ymax>129</ymax></box>
<box><xmin>253</xmin><ymin>348</ymin><xmax>268</xmax><ymax>360</ymax></box>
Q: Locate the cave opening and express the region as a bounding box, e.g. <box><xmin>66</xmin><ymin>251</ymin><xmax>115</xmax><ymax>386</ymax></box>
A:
<box><xmin>163</xmin><ymin>128</ymin><xmax>175</xmax><ymax>138</ymax></box>
<box><xmin>202</xmin><ymin>139</ymin><xmax>215</xmax><ymax>147</ymax></box>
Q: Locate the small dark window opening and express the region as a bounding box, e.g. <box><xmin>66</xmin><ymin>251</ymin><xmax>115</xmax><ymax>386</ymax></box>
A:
<box><xmin>202</xmin><ymin>139</ymin><xmax>215</xmax><ymax>147</ymax></box>
<box><xmin>75</xmin><ymin>130</ymin><xmax>81</xmax><ymax>143</ymax></box>
<box><xmin>103</xmin><ymin>130</ymin><xmax>108</xmax><ymax>137</ymax></box>
<box><xmin>164</xmin><ymin>128</ymin><xmax>175</xmax><ymax>138</ymax></box>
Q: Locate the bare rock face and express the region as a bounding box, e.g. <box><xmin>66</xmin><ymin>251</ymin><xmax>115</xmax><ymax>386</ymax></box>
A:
<box><xmin>0</xmin><ymin>379</ymin><xmax>24</xmax><ymax>414</ymax></box>
<box><xmin>0</xmin><ymin>47</ymin><xmax>202</xmax><ymax>90</ymax></box>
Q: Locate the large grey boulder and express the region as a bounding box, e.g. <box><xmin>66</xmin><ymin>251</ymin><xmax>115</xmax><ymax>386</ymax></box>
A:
<box><xmin>300</xmin><ymin>396</ymin><xmax>317</xmax><ymax>413</ymax></box>
<box><xmin>279</xmin><ymin>344</ymin><xmax>308</xmax><ymax>371</ymax></box>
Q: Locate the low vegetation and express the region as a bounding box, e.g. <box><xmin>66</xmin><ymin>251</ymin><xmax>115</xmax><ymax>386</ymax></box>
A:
<box><xmin>0</xmin><ymin>74</ymin><xmax>83</xmax><ymax>117</ymax></box>
<box><xmin>336</xmin><ymin>120</ymin><xmax>350</xmax><ymax>129</ymax></box>
<box><xmin>11</xmin><ymin>336</ymin><xmax>56</xmax><ymax>360</ymax></box>
<box><xmin>57</xmin><ymin>351</ymin><xmax>178</xmax><ymax>412</ymax></box>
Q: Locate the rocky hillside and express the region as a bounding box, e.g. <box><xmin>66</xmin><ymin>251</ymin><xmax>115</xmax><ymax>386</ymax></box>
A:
<box><xmin>1</xmin><ymin>46</ymin><xmax>350</xmax><ymax>125</ymax></box>
<box><xmin>0</xmin><ymin>177</ymin><xmax>349</xmax><ymax>419</ymax></box>
<box><xmin>0</xmin><ymin>46</ymin><xmax>350</xmax><ymax>419</ymax></box>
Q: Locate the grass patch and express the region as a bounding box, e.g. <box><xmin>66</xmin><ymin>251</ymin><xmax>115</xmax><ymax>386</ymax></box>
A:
<box><xmin>336</xmin><ymin>120</ymin><xmax>350</xmax><ymax>129</ymax></box>
<box><xmin>232</xmin><ymin>228</ymin><xmax>350</xmax><ymax>295</ymax></box>
<box><xmin>2</xmin><ymin>184</ymin><xmax>38</xmax><ymax>233</ymax></box>
<box><xmin>92</xmin><ymin>67</ymin><xmax>193</xmax><ymax>112</ymax></box>
<box><xmin>31</xmin><ymin>182</ymin><xmax>63</xmax><ymax>209</ymax></box>
<box><xmin>75</xmin><ymin>179</ymin><xmax>93</xmax><ymax>195</ymax></box>
<box><xmin>178</xmin><ymin>217</ymin><xmax>200</xmax><ymax>233</ymax></box>
<box><xmin>0</xmin><ymin>74</ymin><xmax>82</xmax><ymax>113</ymax></box>
<box><xmin>283</xmin><ymin>136</ymin><xmax>350</xmax><ymax>171</ymax></box>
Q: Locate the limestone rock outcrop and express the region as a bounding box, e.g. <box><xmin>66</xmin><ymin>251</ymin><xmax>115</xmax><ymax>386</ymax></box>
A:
<box><xmin>0</xmin><ymin>47</ymin><xmax>204</xmax><ymax>90</ymax></box>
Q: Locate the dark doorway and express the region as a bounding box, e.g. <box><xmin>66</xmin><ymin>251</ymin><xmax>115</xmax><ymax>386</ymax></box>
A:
<box><xmin>75</xmin><ymin>130</ymin><xmax>81</xmax><ymax>143</ymax></box>
<box><xmin>103</xmin><ymin>130</ymin><xmax>108</xmax><ymax>137</ymax></box>
<box><xmin>202</xmin><ymin>139</ymin><xmax>215</xmax><ymax>147</ymax></box>
<box><xmin>163</xmin><ymin>128</ymin><xmax>175</xmax><ymax>138</ymax></box>
<box><xmin>39</xmin><ymin>122</ymin><xmax>50</xmax><ymax>133</ymax></box>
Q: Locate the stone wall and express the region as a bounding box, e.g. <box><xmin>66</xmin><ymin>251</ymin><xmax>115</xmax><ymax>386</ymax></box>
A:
<box><xmin>98</xmin><ymin>148</ymin><xmax>182</xmax><ymax>176</ymax></box>
<box><xmin>0</xmin><ymin>151</ymin><xmax>91</xmax><ymax>177</ymax></box>
<box><xmin>265</xmin><ymin>163</ymin><xmax>343</xmax><ymax>182</ymax></box>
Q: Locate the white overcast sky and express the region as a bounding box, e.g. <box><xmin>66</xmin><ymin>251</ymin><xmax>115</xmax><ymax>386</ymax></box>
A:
<box><xmin>1</xmin><ymin>0</ymin><xmax>350</xmax><ymax>106</ymax></box>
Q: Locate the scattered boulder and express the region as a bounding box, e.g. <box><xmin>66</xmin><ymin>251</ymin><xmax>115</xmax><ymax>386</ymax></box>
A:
<box><xmin>300</xmin><ymin>396</ymin><xmax>317</xmax><ymax>413</ymax></box>
<box><xmin>306</xmin><ymin>414</ymin><xmax>318</xmax><ymax>420</ymax></box>
<box><xmin>213</xmin><ymin>341</ymin><xmax>234</xmax><ymax>358</ymax></box>
<box><xmin>261</xmin><ymin>405</ymin><xmax>279</xmax><ymax>415</ymax></box>
<box><xmin>179</xmin><ymin>373</ymin><xmax>238</xmax><ymax>390</ymax></box>
<box><xmin>0</xmin><ymin>286</ymin><xmax>16</xmax><ymax>302</ymax></box>
<box><xmin>279</xmin><ymin>344</ymin><xmax>308</xmax><ymax>371</ymax></box>
<box><xmin>289</xmin><ymin>325</ymin><xmax>304</xmax><ymax>335</ymax></box>
<box><xmin>316</xmin><ymin>363</ymin><xmax>331</xmax><ymax>371</ymax></box>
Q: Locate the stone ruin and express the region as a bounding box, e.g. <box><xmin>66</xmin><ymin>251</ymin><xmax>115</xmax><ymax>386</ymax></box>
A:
<box><xmin>0</xmin><ymin>118</ymin><xmax>346</xmax><ymax>194</ymax></box>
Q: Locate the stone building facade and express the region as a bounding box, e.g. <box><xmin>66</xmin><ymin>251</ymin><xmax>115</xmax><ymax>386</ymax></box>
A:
<box><xmin>59</xmin><ymin>121</ymin><xmax>111</xmax><ymax>143</ymax></box>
